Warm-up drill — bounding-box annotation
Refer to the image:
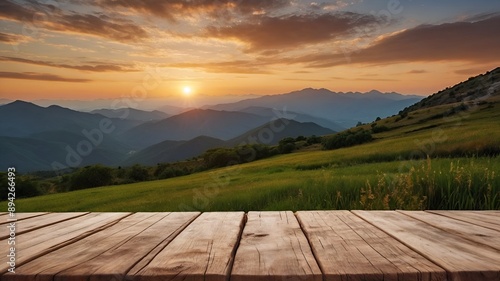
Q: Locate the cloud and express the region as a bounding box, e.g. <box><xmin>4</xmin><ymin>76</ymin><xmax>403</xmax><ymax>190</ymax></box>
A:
<box><xmin>309</xmin><ymin>1</ymin><xmax>354</xmax><ymax>11</ymax></box>
<box><xmin>169</xmin><ymin>60</ymin><xmax>272</xmax><ymax>74</ymax></box>
<box><xmin>96</xmin><ymin>0</ymin><xmax>291</xmax><ymax>21</ymax></box>
<box><xmin>295</xmin><ymin>15</ymin><xmax>500</xmax><ymax>67</ymax></box>
<box><xmin>0</xmin><ymin>0</ymin><xmax>33</xmax><ymax>20</ymax></box>
<box><xmin>331</xmin><ymin>76</ymin><xmax>398</xmax><ymax>82</ymax></box>
<box><xmin>204</xmin><ymin>12</ymin><xmax>384</xmax><ymax>52</ymax></box>
<box><xmin>0</xmin><ymin>56</ymin><xmax>137</xmax><ymax>72</ymax></box>
<box><xmin>0</xmin><ymin>0</ymin><xmax>148</xmax><ymax>42</ymax></box>
<box><xmin>0</xmin><ymin>32</ymin><xmax>30</xmax><ymax>44</ymax></box>
<box><xmin>407</xmin><ymin>70</ymin><xmax>427</xmax><ymax>74</ymax></box>
<box><xmin>0</xmin><ymin>71</ymin><xmax>91</xmax><ymax>82</ymax></box>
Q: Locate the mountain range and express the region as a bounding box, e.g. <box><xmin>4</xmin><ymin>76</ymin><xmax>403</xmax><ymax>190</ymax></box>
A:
<box><xmin>0</xmin><ymin>88</ymin><xmax>423</xmax><ymax>172</ymax></box>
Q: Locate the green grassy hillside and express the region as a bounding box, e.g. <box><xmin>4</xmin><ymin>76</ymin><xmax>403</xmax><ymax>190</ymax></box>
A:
<box><xmin>14</xmin><ymin>94</ymin><xmax>500</xmax><ymax>211</ymax></box>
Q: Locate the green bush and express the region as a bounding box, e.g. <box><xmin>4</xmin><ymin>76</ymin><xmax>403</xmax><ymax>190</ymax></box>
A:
<box><xmin>70</xmin><ymin>165</ymin><xmax>113</xmax><ymax>190</ymax></box>
<box><xmin>127</xmin><ymin>164</ymin><xmax>149</xmax><ymax>182</ymax></box>
<box><xmin>322</xmin><ymin>129</ymin><xmax>373</xmax><ymax>150</ymax></box>
<box><xmin>372</xmin><ymin>125</ymin><xmax>390</xmax><ymax>133</ymax></box>
<box><xmin>203</xmin><ymin>148</ymin><xmax>241</xmax><ymax>168</ymax></box>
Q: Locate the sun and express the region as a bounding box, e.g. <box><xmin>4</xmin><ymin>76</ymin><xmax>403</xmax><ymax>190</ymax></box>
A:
<box><xmin>182</xmin><ymin>86</ymin><xmax>192</xmax><ymax>96</ymax></box>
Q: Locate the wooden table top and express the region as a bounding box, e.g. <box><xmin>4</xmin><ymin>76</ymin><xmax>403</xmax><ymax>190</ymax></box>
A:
<box><xmin>1</xmin><ymin>211</ymin><xmax>499</xmax><ymax>281</ymax></box>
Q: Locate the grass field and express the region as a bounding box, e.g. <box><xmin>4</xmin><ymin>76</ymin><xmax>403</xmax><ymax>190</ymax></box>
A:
<box><xmin>12</xmin><ymin>98</ymin><xmax>500</xmax><ymax>212</ymax></box>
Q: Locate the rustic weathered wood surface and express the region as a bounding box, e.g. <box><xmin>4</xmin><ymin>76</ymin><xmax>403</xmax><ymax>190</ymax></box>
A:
<box><xmin>2</xmin><ymin>211</ymin><xmax>499</xmax><ymax>281</ymax></box>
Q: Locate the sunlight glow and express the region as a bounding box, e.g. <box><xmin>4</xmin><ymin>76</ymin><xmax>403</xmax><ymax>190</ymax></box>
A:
<box><xmin>182</xmin><ymin>86</ymin><xmax>192</xmax><ymax>96</ymax></box>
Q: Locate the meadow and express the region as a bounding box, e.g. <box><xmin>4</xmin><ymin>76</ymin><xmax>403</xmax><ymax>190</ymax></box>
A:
<box><xmin>12</xmin><ymin>97</ymin><xmax>500</xmax><ymax>212</ymax></box>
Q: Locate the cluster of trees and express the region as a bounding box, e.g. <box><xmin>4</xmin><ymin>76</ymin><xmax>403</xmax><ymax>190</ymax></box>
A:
<box><xmin>0</xmin><ymin>172</ymin><xmax>41</xmax><ymax>200</ymax></box>
<box><xmin>322</xmin><ymin>128</ymin><xmax>373</xmax><ymax>150</ymax></box>
<box><xmin>202</xmin><ymin>144</ymin><xmax>276</xmax><ymax>168</ymax></box>
<box><xmin>202</xmin><ymin>135</ymin><xmax>324</xmax><ymax>169</ymax></box>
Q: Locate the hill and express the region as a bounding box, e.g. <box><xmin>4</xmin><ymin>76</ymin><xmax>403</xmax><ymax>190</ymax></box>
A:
<box><xmin>402</xmin><ymin>67</ymin><xmax>500</xmax><ymax>113</ymax></box>
<box><xmin>0</xmin><ymin>135</ymin><xmax>128</xmax><ymax>172</ymax></box>
<box><xmin>0</xmin><ymin>101</ymin><xmax>141</xmax><ymax>137</ymax></box>
<box><xmin>91</xmin><ymin>108</ymin><xmax>169</xmax><ymax>122</ymax></box>
<box><xmin>238</xmin><ymin>106</ymin><xmax>345</xmax><ymax>131</ymax></box>
<box><xmin>12</xmin><ymin>67</ymin><xmax>500</xmax><ymax>212</ymax></box>
<box><xmin>227</xmin><ymin>119</ymin><xmax>334</xmax><ymax>146</ymax></box>
<box><xmin>123</xmin><ymin>136</ymin><xmax>226</xmax><ymax>166</ymax></box>
<box><xmin>208</xmin><ymin>89</ymin><xmax>422</xmax><ymax>128</ymax></box>
<box><xmin>120</xmin><ymin>109</ymin><xmax>269</xmax><ymax>148</ymax></box>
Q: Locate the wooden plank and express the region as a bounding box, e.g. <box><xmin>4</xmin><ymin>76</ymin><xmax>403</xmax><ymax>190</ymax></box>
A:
<box><xmin>427</xmin><ymin>211</ymin><xmax>500</xmax><ymax>231</ymax></box>
<box><xmin>231</xmin><ymin>211</ymin><xmax>322</xmax><ymax>281</ymax></box>
<box><xmin>354</xmin><ymin>211</ymin><xmax>500</xmax><ymax>281</ymax></box>
<box><xmin>3</xmin><ymin>213</ymin><xmax>157</xmax><ymax>281</ymax></box>
<box><xmin>1</xmin><ymin>212</ymin><xmax>88</xmax><ymax>239</ymax></box>
<box><xmin>297</xmin><ymin>211</ymin><xmax>446</xmax><ymax>281</ymax></box>
<box><xmin>399</xmin><ymin>211</ymin><xmax>500</xmax><ymax>250</ymax></box>
<box><xmin>56</xmin><ymin>212</ymin><xmax>200</xmax><ymax>281</ymax></box>
<box><xmin>0</xmin><ymin>213</ymin><xmax>49</xmax><ymax>224</ymax></box>
<box><xmin>0</xmin><ymin>212</ymin><xmax>130</xmax><ymax>273</ymax></box>
<box><xmin>133</xmin><ymin>212</ymin><xmax>245</xmax><ymax>281</ymax></box>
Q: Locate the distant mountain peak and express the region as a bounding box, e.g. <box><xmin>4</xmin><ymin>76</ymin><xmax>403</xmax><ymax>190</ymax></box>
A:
<box><xmin>367</xmin><ymin>89</ymin><xmax>383</xmax><ymax>95</ymax></box>
<box><xmin>9</xmin><ymin>100</ymin><xmax>38</xmax><ymax>106</ymax></box>
<box><xmin>2</xmin><ymin>100</ymin><xmax>42</xmax><ymax>110</ymax></box>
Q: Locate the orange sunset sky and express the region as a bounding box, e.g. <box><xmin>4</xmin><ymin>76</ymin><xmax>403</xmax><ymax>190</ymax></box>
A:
<box><xmin>0</xmin><ymin>0</ymin><xmax>499</xmax><ymax>101</ymax></box>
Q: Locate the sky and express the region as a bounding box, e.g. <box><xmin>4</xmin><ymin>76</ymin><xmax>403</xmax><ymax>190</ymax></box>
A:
<box><xmin>0</xmin><ymin>0</ymin><xmax>499</xmax><ymax>102</ymax></box>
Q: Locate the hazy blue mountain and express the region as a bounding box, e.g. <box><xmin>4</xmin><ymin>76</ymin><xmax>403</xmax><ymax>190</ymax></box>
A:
<box><xmin>0</xmin><ymin>101</ymin><xmax>142</xmax><ymax>138</ymax></box>
<box><xmin>91</xmin><ymin>108</ymin><xmax>169</xmax><ymax>122</ymax></box>
<box><xmin>238</xmin><ymin>106</ymin><xmax>345</xmax><ymax>131</ymax></box>
<box><xmin>124</xmin><ymin>119</ymin><xmax>333</xmax><ymax>166</ymax></box>
<box><xmin>121</xmin><ymin>109</ymin><xmax>269</xmax><ymax>148</ymax></box>
<box><xmin>227</xmin><ymin>118</ymin><xmax>334</xmax><ymax>146</ymax></box>
<box><xmin>123</xmin><ymin>136</ymin><xmax>226</xmax><ymax>166</ymax></box>
<box><xmin>0</xmin><ymin>88</ymin><xmax>424</xmax><ymax>172</ymax></box>
<box><xmin>0</xmin><ymin>136</ymin><xmax>128</xmax><ymax>172</ymax></box>
<box><xmin>208</xmin><ymin>89</ymin><xmax>423</xmax><ymax>127</ymax></box>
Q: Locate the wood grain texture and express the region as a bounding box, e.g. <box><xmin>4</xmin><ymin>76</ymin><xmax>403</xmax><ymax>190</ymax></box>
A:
<box><xmin>63</xmin><ymin>212</ymin><xmax>199</xmax><ymax>281</ymax></box>
<box><xmin>1</xmin><ymin>212</ymin><xmax>131</xmax><ymax>273</ymax></box>
<box><xmin>0</xmin><ymin>213</ymin><xmax>49</xmax><ymax>225</ymax></box>
<box><xmin>399</xmin><ymin>211</ymin><xmax>500</xmax><ymax>250</ymax></box>
<box><xmin>2</xmin><ymin>211</ymin><xmax>500</xmax><ymax>281</ymax></box>
<box><xmin>427</xmin><ymin>210</ymin><xmax>500</xmax><ymax>231</ymax></box>
<box><xmin>297</xmin><ymin>211</ymin><xmax>446</xmax><ymax>281</ymax></box>
<box><xmin>232</xmin><ymin>211</ymin><xmax>322</xmax><ymax>281</ymax></box>
<box><xmin>3</xmin><ymin>213</ymin><xmax>158</xmax><ymax>281</ymax></box>
<box><xmin>133</xmin><ymin>212</ymin><xmax>245</xmax><ymax>281</ymax></box>
<box><xmin>354</xmin><ymin>210</ymin><xmax>500</xmax><ymax>281</ymax></box>
<box><xmin>1</xmin><ymin>212</ymin><xmax>88</xmax><ymax>239</ymax></box>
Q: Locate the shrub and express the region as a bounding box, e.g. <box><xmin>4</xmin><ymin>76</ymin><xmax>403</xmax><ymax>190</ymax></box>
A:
<box><xmin>306</xmin><ymin>135</ymin><xmax>322</xmax><ymax>145</ymax></box>
<box><xmin>70</xmin><ymin>165</ymin><xmax>113</xmax><ymax>190</ymax></box>
<box><xmin>372</xmin><ymin>125</ymin><xmax>390</xmax><ymax>133</ymax></box>
<box><xmin>127</xmin><ymin>164</ymin><xmax>150</xmax><ymax>182</ymax></box>
<box><xmin>203</xmin><ymin>148</ymin><xmax>240</xmax><ymax>168</ymax></box>
<box><xmin>322</xmin><ymin>129</ymin><xmax>373</xmax><ymax>150</ymax></box>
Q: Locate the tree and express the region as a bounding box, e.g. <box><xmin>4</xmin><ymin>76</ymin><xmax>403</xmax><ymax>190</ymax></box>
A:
<box><xmin>127</xmin><ymin>164</ymin><xmax>149</xmax><ymax>182</ymax></box>
<box><xmin>70</xmin><ymin>165</ymin><xmax>113</xmax><ymax>190</ymax></box>
<box><xmin>306</xmin><ymin>135</ymin><xmax>322</xmax><ymax>145</ymax></box>
<box><xmin>203</xmin><ymin>148</ymin><xmax>240</xmax><ymax>168</ymax></box>
<box><xmin>322</xmin><ymin>129</ymin><xmax>373</xmax><ymax>150</ymax></box>
<box><xmin>279</xmin><ymin>137</ymin><xmax>296</xmax><ymax>154</ymax></box>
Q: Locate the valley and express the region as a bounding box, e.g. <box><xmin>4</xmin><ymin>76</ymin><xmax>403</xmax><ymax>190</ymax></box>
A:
<box><xmin>8</xmin><ymin>68</ymin><xmax>500</xmax><ymax>212</ymax></box>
